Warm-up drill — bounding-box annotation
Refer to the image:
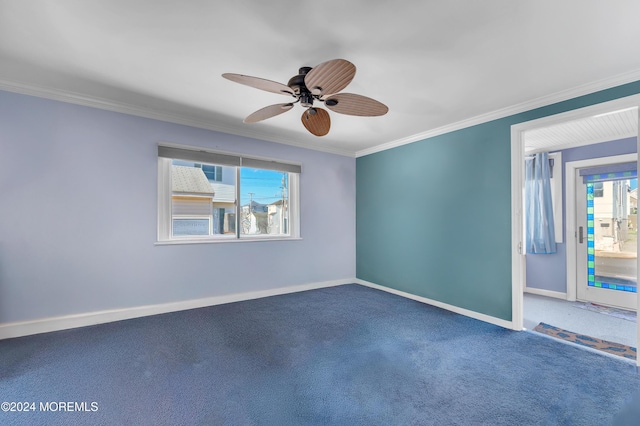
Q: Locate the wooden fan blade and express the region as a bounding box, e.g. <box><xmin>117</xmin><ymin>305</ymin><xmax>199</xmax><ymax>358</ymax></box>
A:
<box><xmin>304</xmin><ymin>59</ymin><xmax>356</xmax><ymax>97</ymax></box>
<box><xmin>301</xmin><ymin>107</ymin><xmax>330</xmax><ymax>137</ymax></box>
<box><xmin>324</xmin><ymin>93</ymin><xmax>389</xmax><ymax>116</ymax></box>
<box><xmin>222</xmin><ymin>73</ymin><xmax>294</xmax><ymax>96</ymax></box>
<box><xmin>244</xmin><ymin>103</ymin><xmax>294</xmax><ymax>123</ymax></box>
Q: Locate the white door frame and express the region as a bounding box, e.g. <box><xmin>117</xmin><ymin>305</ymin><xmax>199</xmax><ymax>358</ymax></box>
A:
<box><xmin>510</xmin><ymin>94</ymin><xmax>640</xmax><ymax>367</ymax></box>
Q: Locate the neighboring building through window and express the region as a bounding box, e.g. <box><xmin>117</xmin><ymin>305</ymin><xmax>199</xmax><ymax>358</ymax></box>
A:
<box><xmin>170</xmin><ymin>164</ymin><xmax>236</xmax><ymax>236</ymax></box>
<box><xmin>173</xmin><ymin>160</ymin><xmax>223</xmax><ymax>182</ymax></box>
<box><xmin>171</xmin><ymin>165</ymin><xmax>215</xmax><ymax>235</ymax></box>
<box><xmin>157</xmin><ymin>145</ymin><xmax>300</xmax><ymax>242</ymax></box>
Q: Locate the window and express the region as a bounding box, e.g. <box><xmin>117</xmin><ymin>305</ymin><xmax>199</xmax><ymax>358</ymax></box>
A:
<box><xmin>593</xmin><ymin>182</ymin><xmax>604</xmax><ymax>197</ymax></box>
<box><xmin>196</xmin><ymin>163</ymin><xmax>222</xmax><ymax>182</ymax></box>
<box><xmin>157</xmin><ymin>145</ymin><xmax>300</xmax><ymax>243</ymax></box>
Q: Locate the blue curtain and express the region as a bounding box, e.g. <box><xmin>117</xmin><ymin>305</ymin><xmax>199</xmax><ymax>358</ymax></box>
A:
<box><xmin>525</xmin><ymin>152</ymin><xmax>556</xmax><ymax>254</ymax></box>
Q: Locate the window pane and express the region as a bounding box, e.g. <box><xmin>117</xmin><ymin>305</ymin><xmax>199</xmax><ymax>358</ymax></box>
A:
<box><xmin>594</xmin><ymin>182</ymin><xmax>604</xmax><ymax>197</ymax></box>
<box><xmin>201</xmin><ymin>164</ymin><xmax>214</xmax><ymax>180</ymax></box>
<box><xmin>172</xmin><ymin>219</ymin><xmax>210</xmax><ymax>235</ymax></box>
<box><xmin>589</xmin><ymin>178</ymin><xmax>637</xmax><ymax>294</ymax></box>
<box><xmin>240</xmin><ymin>168</ymin><xmax>289</xmax><ymax>236</ymax></box>
<box><xmin>171</xmin><ymin>160</ymin><xmax>236</xmax><ymax>237</ymax></box>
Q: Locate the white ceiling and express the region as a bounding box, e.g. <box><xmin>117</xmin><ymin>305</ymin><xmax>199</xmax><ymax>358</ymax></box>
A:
<box><xmin>524</xmin><ymin>107</ymin><xmax>638</xmax><ymax>153</ymax></box>
<box><xmin>2</xmin><ymin>1</ymin><xmax>640</xmax><ymax>157</ymax></box>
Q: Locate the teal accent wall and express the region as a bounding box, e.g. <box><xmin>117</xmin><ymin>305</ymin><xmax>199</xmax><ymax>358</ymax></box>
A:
<box><xmin>356</xmin><ymin>81</ymin><xmax>640</xmax><ymax>322</ymax></box>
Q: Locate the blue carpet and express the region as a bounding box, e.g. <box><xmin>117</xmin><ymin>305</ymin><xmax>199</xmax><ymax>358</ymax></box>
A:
<box><xmin>1</xmin><ymin>284</ymin><xmax>639</xmax><ymax>425</ymax></box>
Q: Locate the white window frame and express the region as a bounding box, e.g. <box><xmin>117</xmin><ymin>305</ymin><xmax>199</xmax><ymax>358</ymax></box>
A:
<box><xmin>157</xmin><ymin>144</ymin><xmax>301</xmax><ymax>244</ymax></box>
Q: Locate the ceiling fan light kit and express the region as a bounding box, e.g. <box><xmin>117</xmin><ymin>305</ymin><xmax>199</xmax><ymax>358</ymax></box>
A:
<box><xmin>222</xmin><ymin>59</ymin><xmax>388</xmax><ymax>137</ymax></box>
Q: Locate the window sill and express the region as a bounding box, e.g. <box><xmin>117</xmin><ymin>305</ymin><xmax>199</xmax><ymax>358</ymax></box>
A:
<box><xmin>155</xmin><ymin>237</ymin><xmax>303</xmax><ymax>246</ymax></box>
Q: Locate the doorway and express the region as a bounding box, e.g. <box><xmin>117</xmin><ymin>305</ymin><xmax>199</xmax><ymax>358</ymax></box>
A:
<box><xmin>510</xmin><ymin>95</ymin><xmax>640</xmax><ymax>367</ymax></box>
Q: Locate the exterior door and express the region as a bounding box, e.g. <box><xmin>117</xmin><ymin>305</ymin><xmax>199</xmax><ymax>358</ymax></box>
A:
<box><xmin>576</xmin><ymin>167</ymin><xmax>638</xmax><ymax>310</ymax></box>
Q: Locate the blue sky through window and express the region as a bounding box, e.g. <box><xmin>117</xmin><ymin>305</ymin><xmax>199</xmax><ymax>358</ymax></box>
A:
<box><xmin>240</xmin><ymin>168</ymin><xmax>288</xmax><ymax>207</ymax></box>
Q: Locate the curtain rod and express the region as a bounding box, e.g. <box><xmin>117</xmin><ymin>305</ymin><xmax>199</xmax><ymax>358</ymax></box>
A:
<box><xmin>525</xmin><ymin>156</ymin><xmax>555</xmax><ymax>178</ymax></box>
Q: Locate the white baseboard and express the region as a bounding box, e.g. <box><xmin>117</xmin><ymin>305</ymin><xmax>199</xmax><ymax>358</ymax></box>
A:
<box><xmin>355</xmin><ymin>279</ymin><xmax>516</xmax><ymax>330</ymax></box>
<box><xmin>0</xmin><ymin>279</ymin><xmax>352</xmax><ymax>340</ymax></box>
<box><xmin>524</xmin><ymin>287</ymin><xmax>567</xmax><ymax>300</ymax></box>
<box><xmin>0</xmin><ymin>278</ymin><xmax>520</xmax><ymax>340</ymax></box>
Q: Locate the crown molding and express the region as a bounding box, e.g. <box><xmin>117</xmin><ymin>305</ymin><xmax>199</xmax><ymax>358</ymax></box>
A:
<box><xmin>356</xmin><ymin>68</ymin><xmax>640</xmax><ymax>158</ymax></box>
<box><xmin>3</xmin><ymin>67</ymin><xmax>640</xmax><ymax>160</ymax></box>
<box><xmin>0</xmin><ymin>79</ymin><xmax>356</xmax><ymax>158</ymax></box>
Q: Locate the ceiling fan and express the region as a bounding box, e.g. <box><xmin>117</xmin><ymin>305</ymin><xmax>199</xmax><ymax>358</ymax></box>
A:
<box><xmin>222</xmin><ymin>59</ymin><xmax>388</xmax><ymax>137</ymax></box>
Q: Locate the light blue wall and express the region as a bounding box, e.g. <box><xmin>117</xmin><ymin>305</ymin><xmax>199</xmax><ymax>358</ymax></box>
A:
<box><xmin>526</xmin><ymin>137</ymin><xmax>637</xmax><ymax>293</ymax></box>
<box><xmin>357</xmin><ymin>81</ymin><xmax>640</xmax><ymax>322</ymax></box>
<box><xmin>0</xmin><ymin>90</ymin><xmax>356</xmax><ymax>324</ymax></box>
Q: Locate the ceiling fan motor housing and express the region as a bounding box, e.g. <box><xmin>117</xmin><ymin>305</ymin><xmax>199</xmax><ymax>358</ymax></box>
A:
<box><xmin>300</xmin><ymin>93</ymin><xmax>314</xmax><ymax>107</ymax></box>
<box><xmin>288</xmin><ymin>67</ymin><xmax>315</xmax><ymax>106</ymax></box>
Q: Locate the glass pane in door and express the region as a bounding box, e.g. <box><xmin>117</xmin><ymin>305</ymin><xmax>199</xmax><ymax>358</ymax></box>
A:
<box><xmin>586</xmin><ymin>176</ymin><xmax>638</xmax><ymax>294</ymax></box>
